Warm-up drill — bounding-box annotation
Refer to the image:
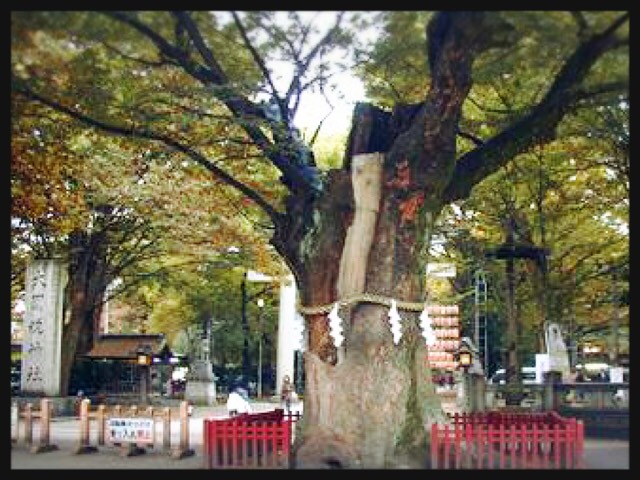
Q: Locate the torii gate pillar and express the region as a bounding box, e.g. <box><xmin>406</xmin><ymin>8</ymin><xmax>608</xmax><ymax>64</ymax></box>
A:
<box><xmin>276</xmin><ymin>275</ymin><xmax>304</xmax><ymax>395</ymax></box>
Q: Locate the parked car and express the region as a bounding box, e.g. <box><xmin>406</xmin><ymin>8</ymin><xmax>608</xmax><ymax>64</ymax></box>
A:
<box><xmin>489</xmin><ymin>367</ymin><xmax>537</xmax><ymax>385</ymax></box>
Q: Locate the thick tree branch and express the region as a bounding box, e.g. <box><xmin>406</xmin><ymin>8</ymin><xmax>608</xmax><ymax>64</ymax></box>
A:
<box><xmin>456</xmin><ymin>128</ymin><xmax>484</xmax><ymax>146</ymax></box>
<box><xmin>385</xmin><ymin>12</ymin><xmax>515</xmax><ymax>196</ymax></box>
<box><xmin>101</xmin><ymin>11</ymin><xmax>314</xmax><ymax>195</ymax></box>
<box><xmin>14</xmin><ymin>85</ymin><xmax>283</xmax><ymax>224</ymax></box>
<box><xmin>442</xmin><ymin>13</ymin><xmax>628</xmax><ymax>204</ymax></box>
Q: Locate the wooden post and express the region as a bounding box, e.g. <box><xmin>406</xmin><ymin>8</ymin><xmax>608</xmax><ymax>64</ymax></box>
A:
<box><xmin>74</xmin><ymin>399</ymin><xmax>97</xmax><ymax>454</ymax></box>
<box><xmin>120</xmin><ymin>404</ymin><xmax>146</xmax><ymax>457</ymax></box>
<box><xmin>148</xmin><ymin>407</ymin><xmax>155</xmax><ymax>448</ymax></box>
<box><xmin>202</xmin><ymin>418</ymin><xmax>210</xmax><ymax>469</ymax></box>
<box><xmin>11</xmin><ymin>401</ymin><xmax>19</xmax><ymax>444</ymax></box>
<box><xmin>111</xmin><ymin>405</ymin><xmax>122</xmax><ymax>447</ymax></box>
<box><xmin>171</xmin><ymin>401</ymin><xmax>194</xmax><ymax>459</ymax></box>
<box><xmin>24</xmin><ymin>403</ymin><xmax>33</xmax><ymax>446</ymax></box>
<box><xmin>470</xmin><ymin>374</ymin><xmax>486</xmax><ymax>412</ymax></box>
<box><xmin>576</xmin><ymin>420</ymin><xmax>585</xmax><ymax>469</ymax></box>
<box><xmin>162</xmin><ymin>407</ymin><xmax>171</xmax><ymax>453</ymax></box>
<box><xmin>30</xmin><ymin>398</ymin><xmax>59</xmax><ymax>453</ymax></box>
<box><xmin>543</xmin><ymin>372</ymin><xmax>559</xmax><ymax>411</ymax></box>
<box><xmin>97</xmin><ymin>405</ymin><xmax>106</xmax><ymax>445</ymax></box>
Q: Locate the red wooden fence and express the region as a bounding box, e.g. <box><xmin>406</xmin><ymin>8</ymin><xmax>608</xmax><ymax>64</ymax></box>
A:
<box><xmin>431</xmin><ymin>411</ymin><xmax>584</xmax><ymax>469</ymax></box>
<box><xmin>203</xmin><ymin>409</ymin><xmax>301</xmax><ymax>469</ymax></box>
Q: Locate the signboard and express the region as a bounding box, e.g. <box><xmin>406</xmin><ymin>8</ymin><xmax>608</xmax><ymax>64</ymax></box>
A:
<box><xmin>426</xmin><ymin>263</ymin><xmax>456</xmax><ymax>278</ymax></box>
<box><xmin>108</xmin><ymin>417</ymin><xmax>154</xmax><ymax>444</ymax></box>
<box><xmin>609</xmin><ymin>367</ymin><xmax>624</xmax><ymax>383</ymax></box>
<box><xmin>535</xmin><ymin>353</ymin><xmax>550</xmax><ymax>384</ymax></box>
<box><xmin>246</xmin><ymin>270</ymin><xmax>274</xmax><ymax>282</ymax></box>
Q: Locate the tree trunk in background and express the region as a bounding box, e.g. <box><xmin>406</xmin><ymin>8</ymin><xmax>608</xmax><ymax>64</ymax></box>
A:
<box><xmin>504</xmin><ymin>250</ymin><xmax>520</xmax><ymax>387</ymax></box>
<box><xmin>59</xmin><ymin>230</ymin><xmax>109</xmax><ymax>395</ymax></box>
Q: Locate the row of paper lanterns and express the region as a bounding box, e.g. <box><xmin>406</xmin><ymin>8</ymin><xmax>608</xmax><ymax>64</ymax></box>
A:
<box><xmin>429</xmin><ymin>317</ymin><xmax>460</xmax><ymax>327</ymax></box>
<box><xmin>424</xmin><ymin>305</ymin><xmax>459</xmax><ymax>315</ymax></box>
<box><xmin>427</xmin><ymin>340</ymin><xmax>460</xmax><ymax>351</ymax></box>
<box><xmin>431</xmin><ymin>329</ymin><xmax>460</xmax><ymax>339</ymax></box>
<box><xmin>428</xmin><ymin>351</ymin><xmax>456</xmax><ymax>361</ymax></box>
<box><xmin>429</xmin><ymin>360</ymin><xmax>458</xmax><ymax>369</ymax></box>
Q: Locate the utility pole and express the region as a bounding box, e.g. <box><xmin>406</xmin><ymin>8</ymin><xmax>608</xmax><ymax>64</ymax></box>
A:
<box><xmin>504</xmin><ymin>240</ymin><xmax>519</xmax><ymax>386</ymax></box>
<box><xmin>474</xmin><ymin>270</ymin><xmax>488</xmax><ymax>375</ymax></box>
<box><xmin>486</xmin><ymin>218</ymin><xmax>549</xmax><ymax>386</ymax></box>
<box><xmin>240</xmin><ymin>272</ymin><xmax>251</xmax><ymax>382</ymax></box>
<box><xmin>610</xmin><ymin>267</ymin><xmax>620</xmax><ymax>367</ymax></box>
<box><xmin>257</xmin><ymin>298</ymin><xmax>264</xmax><ymax>399</ymax></box>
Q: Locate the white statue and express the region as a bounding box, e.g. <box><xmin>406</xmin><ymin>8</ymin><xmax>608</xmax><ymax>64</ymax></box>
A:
<box><xmin>544</xmin><ymin>321</ymin><xmax>570</xmax><ymax>381</ymax></box>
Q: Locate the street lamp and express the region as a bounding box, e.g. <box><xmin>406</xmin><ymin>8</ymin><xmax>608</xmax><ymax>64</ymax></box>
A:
<box><xmin>257</xmin><ymin>298</ymin><xmax>265</xmax><ymax>399</ymax></box>
<box><xmin>137</xmin><ymin>347</ymin><xmax>152</xmax><ymax>405</ymax></box>
<box><xmin>458</xmin><ymin>351</ymin><xmax>472</xmax><ymax>370</ymax></box>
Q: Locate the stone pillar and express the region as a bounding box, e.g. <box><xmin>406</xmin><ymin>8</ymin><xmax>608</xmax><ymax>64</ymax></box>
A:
<box><xmin>543</xmin><ymin>371</ymin><xmax>562</xmax><ymax>411</ymax></box>
<box><xmin>11</xmin><ymin>401</ymin><xmax>19</xmax><ymax>444</ymax></box>
<box><xmin>470</xmin><ymin>373</ymin><xmax>486</xmax><ymax>412</ymax></box>
<box><xmin>276</xmin><ymin>276</ymin><xmax>304</xmax><ymax>395</ymax></box>
<box><xmin>185</xmin><ymin>322</ymin><xmax>216</xmax><ymax>405</ymax></box>
<box><xmin>455</xmin><ymin>370</ymin><xmax>470</xmax><ymax>413</ymax></box>
<box><xmin>21</xmin><ymin>258</ymin><xmax>67</xmax><ymax>396</ymax></box>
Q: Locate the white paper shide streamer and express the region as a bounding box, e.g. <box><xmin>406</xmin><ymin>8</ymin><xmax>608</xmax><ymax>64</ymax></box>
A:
<box><xmin>388</xmin><ymin>299</ymin><xmax>403</xmax><ymax>344</ymax></box>
<box><xmin>419</xmin><ymin>306</ymin><xmax>437</xmax><ymax>347</ymax></box>
<box><xmin>328</xmin><ymin>302</ymin><xmax>344</xmax><ymax>347</ymax></box>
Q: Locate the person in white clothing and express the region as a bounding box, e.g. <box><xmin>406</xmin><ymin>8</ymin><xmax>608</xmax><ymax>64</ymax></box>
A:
<box><xmin>226</xmin><ymin>387</ymin><xmax>252</xmax><ymax>417</ymax></box>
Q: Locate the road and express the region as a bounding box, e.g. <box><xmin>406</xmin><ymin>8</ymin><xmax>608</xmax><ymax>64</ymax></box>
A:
<box><xmin>10</xmin><ymin>401</ymin><xmax>628</xmax><ymax>469</ymax></box>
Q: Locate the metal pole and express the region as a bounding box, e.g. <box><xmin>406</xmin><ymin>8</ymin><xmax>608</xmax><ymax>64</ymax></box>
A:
<box><xmin>258</xmin><ymin>337</ymin><xmax>263</xmax><ymax>399</ymax></box>
<box><xmin>474</xmin><ymin>273</ymin><xmax>480</xmax><ymax>353</ymax></box>
<box><xmin>257</xmin><ymin>299</ymin><xmax>264</xmax><ymax>399</ymax></box>
<box><xmin>612</xmin><ymin>268</ymin><xmax>620</xmax><ymax>367</ymax></box>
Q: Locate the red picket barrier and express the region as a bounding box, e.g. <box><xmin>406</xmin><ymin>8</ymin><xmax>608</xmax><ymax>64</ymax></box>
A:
<box><xmin>432</xmin><ymin>411</ymin><xmax>584</xmax><ymax>469</ymax></box>
<box><xmin>203</xmin><ymin>409</ymin><xmax>301</xmax><ymax>469</ymax></box>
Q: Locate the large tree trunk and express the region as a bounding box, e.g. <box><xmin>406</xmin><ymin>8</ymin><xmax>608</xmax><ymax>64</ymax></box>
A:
<box><xmin>272</xmin><ymin>101</ymin><xmax>458</xmax><ymax>467</ymax></box>
<box><xmin>272</xmin><ymin>16</ymin><xmax>527</xmax><ymax>467</ymax></box>
<box><xmin>294</xmin><ymin>179</ymin><xmax>448</xmax><ymax>468</ymax></box>
<box><xmin>60</xmin><ymin>230</ymin><xmax>109</xmax><ymax>395</ymax></box>
<box><xmin>273</xmin><ymin>13</ymin><xmax>500</xmax><ymax>466</ymax></box>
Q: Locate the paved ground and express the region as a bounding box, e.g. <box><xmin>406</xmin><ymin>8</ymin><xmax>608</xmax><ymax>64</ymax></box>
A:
<box><xmin>582</xmin><ymin>437</ymin><xmax>629</xmax><ymax>469</ymax></box>
<box><xmin>10</xmin><ymin>402</ymin><xmax>629</xmax><ymax>470</ymax></box>
<box><xmin>10</xmin><ymin>401</ymin><xmax>293</xmax><ymax>470</ymax></box>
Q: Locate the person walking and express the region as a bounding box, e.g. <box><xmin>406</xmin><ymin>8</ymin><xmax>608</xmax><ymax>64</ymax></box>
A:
<box><xmin>226</xmin><ymin>385</ymin><xmax>252</xmax><ymax>417</ymax></box>
<box><xmin>280</xmin><ymin>375</ymin><xmax>294</xmax><ymax>413</ymax></box>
